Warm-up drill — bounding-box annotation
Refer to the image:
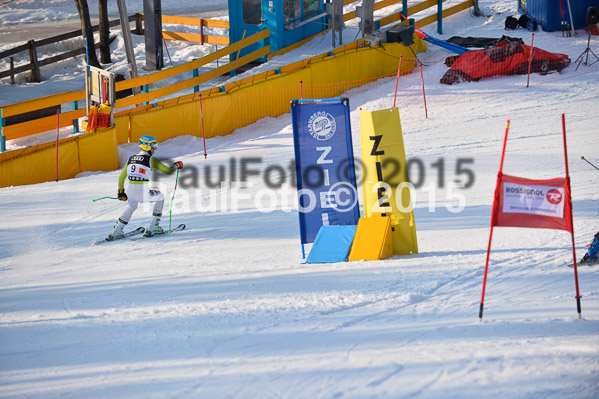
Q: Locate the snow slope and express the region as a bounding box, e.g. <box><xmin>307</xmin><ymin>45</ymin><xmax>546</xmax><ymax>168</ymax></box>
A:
<box><xmin>1</xmin><ymin>1</ymin><xmax>599</xmax><ymax>398</ymax></box>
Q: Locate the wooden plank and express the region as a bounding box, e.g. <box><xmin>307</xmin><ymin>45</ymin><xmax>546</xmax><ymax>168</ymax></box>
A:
<box><xmin>2</xmin><ymin>90</ymin><xmax>85</xmax><ymax>118</ymax></box>
<box><xmin>0</xmin><ymin>40</ymin><xmax>105</xmax><ymax>79</ymax></box>
<box><xmin>376</xmin><ymin>0</ymin><xmax>402</xmax><ymax>10</ymax></box>
<box><xmin>344</xmin><ymin>10</ymin><xmax>358</xmax><ymax>22</ymax></box>
<box><xmin>203</xmin><ymin>19</ymin><xmax>229</xmax><ymax>29</ymax></box>
<box><xmin>116</xmin><ymin>29</ymin><xmax>268</xmax><ymax>90</ymax></box>
<box><xmin>37</xmin><ymin>48</ymin><xmax>86</xmax><ymax>68</ymax></box>
<box><xmin>0</xmin><ymin>43</ymin><xmax>29</xmax><ymax>60</ymax></box>
<box><xmin>3</xmin><ymin>108</ymin><xmax>86</xmax><ymax>140</ymax></box>
<box><xmin>163</xmin><ymin>31</ymin><xmax>228</xmax><ymax>45</ymax></box>
<box><xmin>35</xmin><ymin>16</ymin><xmax>136</xmax><ymax>48</ymax></box>
<box><xmin>203</xmin><ymin>35</ymin><xmax>229</xmax><ymax>45</ymax></box>
<box><xmin>407</xmin><ymin>0</ymin><xmax>439</xmax><ymax>16</ymax></box>
<box><xmin>342</xmin><ymin>0</ymin><xmax>391</xmax><ymax>21</ymax></box>
<box><xmin>161</xmin><ymin>15</ymin><xmax>204</xmax><ymax>27</ymax></box>
<box><xmin>443</xmin><ymin>0</ymin><xmax>473</xmax><ymax>19</ymax></box>
<box><xmin>115</xmin><ymin>46</ymin><xmax>270</xmax><ymax>109</ymax></box>
<box><xmin>190</xmin><ymin>46</ymin><xmax>271</xmax><ymax>89</ymax></box>
<box><xmin>0</xmin><ymin>62</ymin><xmax>32</xmax><ymax>79</ymax></box>
<box><xmin>142</xmin><ymin>13</ymin><xmax>229</xmax><ymax>29</ymax></box>
<box><xmin>378</xmin><ymin>11</ymin><xmax>404</xmax><ymax>27</ymax></box>
<box><xmin>417</xmin><ymin>13</ymin><xmax>438</xmax><ymax>27</ymax></box>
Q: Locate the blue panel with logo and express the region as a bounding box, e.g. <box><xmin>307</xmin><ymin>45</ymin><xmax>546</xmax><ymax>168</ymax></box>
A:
<box><xmin>291</xmin><ymin>98</ymin><xmax>360</xmax><ymax>248</ymax></box>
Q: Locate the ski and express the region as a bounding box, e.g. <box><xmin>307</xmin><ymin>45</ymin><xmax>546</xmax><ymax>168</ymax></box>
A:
<box><xmin>567</xmin><ymin>260</ymin><xmax>599</xmax><ymax>268</ymax></box>
<box><xmin>134</xmin><ymin>223</ymin><xmax>186</xmax><ymax>240</ymax></box>
<box><xmin>92</xmin><ymin>227</ymin><xmax>145</xmax><ymax>245</ymax></box>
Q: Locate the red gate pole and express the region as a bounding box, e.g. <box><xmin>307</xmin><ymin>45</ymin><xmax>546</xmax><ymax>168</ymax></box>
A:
<box><xmin>479</xmin><ymin>120</ymin><xmax>510</xmax><ymax>321</ymax></box>
<box><xmin>562</xmin><ymin>113</ymin><xmax>582</xmax><ymax>319</ymax></box>
<box><xmin>526</xmin><ymin>33</ymin><xmax>535</xmax><ymax>88</ymax></box>
<box><xmin>199</xmin><ymin>94</ymin><xmax>207</xmax><ymax>159</ymax></box>
<box><xmin>393</xmin><ymin>55</ymin><xmax>403</xmax><ymax>108</ymax></box>
<box><xmin>419</xmin><ymin>63</ymin><xmax>428</xmax><ymax>119</ymax></box>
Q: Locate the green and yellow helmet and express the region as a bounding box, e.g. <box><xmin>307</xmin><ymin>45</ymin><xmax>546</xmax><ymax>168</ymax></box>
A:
<box><xmin>139</xmin><ymin>135</ymin><xmax>158</xmax><ymax>152</ymax></box>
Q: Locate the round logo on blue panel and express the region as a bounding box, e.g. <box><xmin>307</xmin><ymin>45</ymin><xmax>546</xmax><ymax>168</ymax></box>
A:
<box><xmin>308</xmin><ymin>111</ymin><xmax>336</xmax><ymax>140</ymax></box>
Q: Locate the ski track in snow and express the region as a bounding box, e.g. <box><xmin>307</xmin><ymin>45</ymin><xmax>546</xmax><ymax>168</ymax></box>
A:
<box><xmin>1</xmin><ymin>0</ymin><xmax>599</xmax><ymax>398</ymax></box>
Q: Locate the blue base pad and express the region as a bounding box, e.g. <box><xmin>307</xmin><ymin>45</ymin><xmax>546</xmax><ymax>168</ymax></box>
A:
<box><xmin>306</xmin><ymin>225</ymin><xmax>357</xmax><ymax>264</ymax></box>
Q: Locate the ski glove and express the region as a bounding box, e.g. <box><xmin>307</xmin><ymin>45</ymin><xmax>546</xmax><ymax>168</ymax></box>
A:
<box><xmin>117</xmin><ymin>189</ymin><xmax>128</xmax><ymax>201</ymax></box>
<box><xmin>172</xmin><ymin>161</ymin><xmax>183</xmax><ymax>169</ymax></box>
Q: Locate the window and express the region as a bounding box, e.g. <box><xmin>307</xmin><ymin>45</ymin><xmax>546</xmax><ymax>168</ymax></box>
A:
<box><xmin>304</xmin><ymin>0</ymin><xmax>319</xmax><ymax>15</ymax></box>
<box><xmin>242</xmin><ymin>0</ymin><xmax>262</xmax><ymax>25</ymax></box>
<box><xmin>285</xmin><ymin>0</ymin><xmax>320</xmax><ymax>23</ymax></box>
<box><xmin>284</xmin><ymin>0</ymin><xmax>301</xmax><ymax>23</ymax></box>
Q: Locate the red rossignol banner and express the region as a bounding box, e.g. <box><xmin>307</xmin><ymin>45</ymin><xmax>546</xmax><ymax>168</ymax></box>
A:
<box><xmin>479</xmin><ymin>115</ymin><xmax>582</xmax><ymax>321</ymax></box>
<box><xmin>492</xmin><ymin>174</ymin><xmax>572</xmax><ymax>232</ymax></box>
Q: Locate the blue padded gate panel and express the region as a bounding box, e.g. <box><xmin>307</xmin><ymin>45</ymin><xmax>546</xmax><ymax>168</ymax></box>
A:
<box><xmin>306</xmin><ymin>225</ymin><xmax>357</xmax><ymax>264</ymax></box>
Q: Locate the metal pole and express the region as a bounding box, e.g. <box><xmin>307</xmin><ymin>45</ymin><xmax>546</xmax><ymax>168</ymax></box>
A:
<box><xmin>84</xmin><ymin>37</ymin><xmax>90</xmax><ymax>120</ymax></box>
<box><xmin>565</xmin><ymin>0</ymin><xmax>576</xmax><ymax>36</ymax></box>
<box><xmin>437</xmin><ymin>0</ymin><xmax>443</xmax><ymax>35</ymax></box>
<box><xmin>581</xmin><ymin>156</ymin><xmax>599</xmax><ymax>171</ymax></box>
<box><xmin>117</xmin><ymin>0</ymin><xmax>141</xmax><ymax>95</ymax></box>
<box><xmin>72</xmin><ymin>91</ymin><xmax>79</xmax><ymax>133</ymax></box>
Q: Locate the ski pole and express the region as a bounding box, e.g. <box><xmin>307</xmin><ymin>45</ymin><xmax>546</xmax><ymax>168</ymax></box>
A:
<box><xmin>581</xmin><ymin>156</ymin><xmax>599</xmax><ymax>171</ymax></box>
<box><xmin>168</xmin><ymin>169</ymin><xmax>180</xmax><ymax>232</ymax></box>
<box><xmin>92</xmin><ymin>196</ymin><xmax>118</xmax><ymax>202</ymax></box>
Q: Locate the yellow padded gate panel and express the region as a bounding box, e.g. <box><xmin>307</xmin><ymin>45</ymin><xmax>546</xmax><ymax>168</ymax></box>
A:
<box><xmin>348</xmin><ymin>216</ymin><xmax>394</xmax><ymax>261</ymax></box>
<box><xmin>359</xmin><ymin>107</ymin><xmax>418</xmax><ymax>255</ymax></box>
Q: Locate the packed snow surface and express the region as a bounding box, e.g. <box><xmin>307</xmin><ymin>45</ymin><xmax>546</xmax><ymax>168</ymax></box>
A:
<box><xmin>1</xmin><ymin>0</ymin><xmax>598</xmax><ymax>398</ymax></box>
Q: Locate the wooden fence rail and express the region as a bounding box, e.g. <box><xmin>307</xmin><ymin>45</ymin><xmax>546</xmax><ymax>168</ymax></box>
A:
<box><xmin>0</xmin><ymin>14</ymin><xmax>142</xmax><ymax>82</ymax></box>
<box><xmin>152</xmin><ymin>14</ymin><xmax>230</xmax><ymax>45</ymax></box>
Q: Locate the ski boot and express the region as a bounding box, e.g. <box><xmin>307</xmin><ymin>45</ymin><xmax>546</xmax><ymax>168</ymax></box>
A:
<box><xmin>106</xmin><ymin>219</ymin><xmax>127</xmax><ymax>241</ymax></box>
<box><xmin>144</xmin><ymin>215</ymin><xmax>163</xmax><ymax>237</ymax></box>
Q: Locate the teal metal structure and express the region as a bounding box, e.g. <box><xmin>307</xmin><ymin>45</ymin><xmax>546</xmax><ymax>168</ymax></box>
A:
<box><xmin>228</xmin><ymin>0</ymin><xmax>328</xmax><ymax>62</ymax></box>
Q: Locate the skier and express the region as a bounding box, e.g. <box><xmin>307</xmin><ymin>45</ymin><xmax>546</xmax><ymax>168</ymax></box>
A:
<box><xmin>580</xmin><ymin>230</ymin><xmax>599</xmax><ymax>265</ymax></box>
<box><xmin>107</xmin><ymin>135</ymin><xmax>183</xmax><ymax>240</ymax></box>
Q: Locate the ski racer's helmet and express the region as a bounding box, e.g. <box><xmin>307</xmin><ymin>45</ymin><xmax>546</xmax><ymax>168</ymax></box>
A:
<box><xmin>139</xmin><ymin>135</ymin><xmax>158</xmax><ymax>152</ymax></box>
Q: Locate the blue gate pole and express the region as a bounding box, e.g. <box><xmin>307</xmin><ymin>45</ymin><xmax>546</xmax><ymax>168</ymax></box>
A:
<box><xmin>0</xmin><ymin>109</ymin><xmax>5</xmax><ymax>153</ymax></box>
<box><xmin>437</xmin><ymin>0</ymin><xmax>443</xmax><ymax>35</ymax></box>
<box><xmin>193</xmin><ymin>65</ymin><xmax>199</xmax><ymax>93</ymax></box>
<box><xmin>72</xmin><ymin>92</ymin><xmax>79</xmax><ymax>133</ymax></box>
<box><xmin>143</xmin><ymin>84</ymin><xmax>149</xmax><ymax>105</ymax></box>
<box><xmin>402</xmin><ymin>0</ymin><xmax>408</xmax><ymax>19</ymax></box>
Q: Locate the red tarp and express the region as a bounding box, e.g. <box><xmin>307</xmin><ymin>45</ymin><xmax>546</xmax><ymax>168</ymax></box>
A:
<box><xmin>441</xmin><ymin>41</ymin><xmax>571</xmax><ymax>85</ymax></box>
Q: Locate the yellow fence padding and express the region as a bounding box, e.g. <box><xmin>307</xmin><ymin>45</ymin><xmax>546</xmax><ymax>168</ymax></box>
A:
<box><xmin>2</xmin><ymin>36</ymin><xmax>426</xmax><ymax>187</ymax></box>
<box><xmin>359</xmin><ymin>107</ymin><xmax>418</xmax><ymax>255</ymax></box>
<box><xmin>0</xmin><ymin>126</ymin><xmax>118</xmax><ymax>188</ymax></box>
<box><xmin>78</xmin><ymin>126</ymin><xmax>119</xmax><ymax>172</ymax></box>
<box><xmin>125</xmin><ymin>36</ymin><xmax>426</xmax><ymax>145</ymax></box>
